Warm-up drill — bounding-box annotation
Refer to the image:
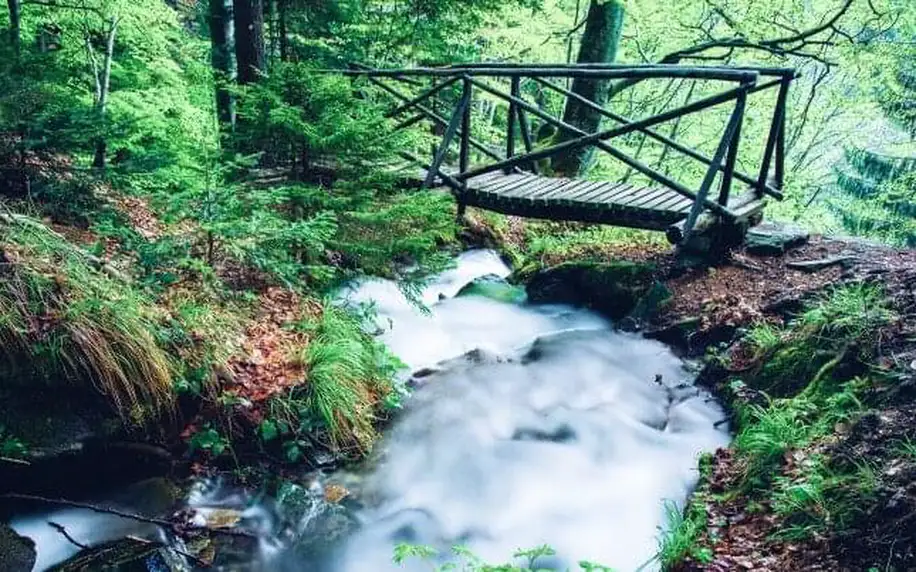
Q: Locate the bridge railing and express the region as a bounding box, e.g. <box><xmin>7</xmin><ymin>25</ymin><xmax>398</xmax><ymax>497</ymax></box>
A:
<box><xmin>334</xmin><ymin>63</ymin><xmax>794</xmax><ymax>241</ymax></box>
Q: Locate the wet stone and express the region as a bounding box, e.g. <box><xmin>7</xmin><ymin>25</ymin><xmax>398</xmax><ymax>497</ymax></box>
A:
<box><xmin>0</xmin><ymin>523</ymin><xmax>36</xmax><ymax>572</ymax></box>
<box><xmin>745</xmin><ymin>221</ymin><xmax>809</xmax><ymax>256</ymax></box>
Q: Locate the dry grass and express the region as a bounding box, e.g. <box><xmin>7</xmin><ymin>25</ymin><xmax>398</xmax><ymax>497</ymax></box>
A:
<box><xmin>0</xmin><ymin>213</ymin><xmax>174</xmax><ymax>423</ymax></box>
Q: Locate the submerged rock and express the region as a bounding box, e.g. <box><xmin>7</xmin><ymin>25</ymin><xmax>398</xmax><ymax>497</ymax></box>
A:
<box><xmin>0</xmin><ymin>523</ymin><xmax>36</xmax><ymax>572</ymax></box>
<box><xmin>455</xmin><ymin>274</ymin><xmax>526</xmax><ymax>304</ymax></box>
<box><xmin>525</xmin><ymin>260</ymin><xmax>658</xmax><ymax>320</ymax></box>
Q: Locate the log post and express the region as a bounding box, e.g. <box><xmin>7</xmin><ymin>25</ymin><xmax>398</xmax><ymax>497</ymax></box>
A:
<box><xmin>458</xmin><ymin>78</ymin><xmax>472</xmax><ymax>218</ymax></box>
<box><xmin>756</xmin><ymin>76</ymin><xmax>790</xmax><ymax>196</ymax></box>
<box><xmin>717</xmin><ymin>90</ymin><xmax>746</xmax><ymax>206</ymax></box>
<box><xmin>506</xmin><ymin>76</ymin><xmax>519</xmax><ymax>172</ymax></box>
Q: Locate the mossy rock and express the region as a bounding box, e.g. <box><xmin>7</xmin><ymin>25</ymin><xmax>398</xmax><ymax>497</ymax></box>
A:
<box><xmin>745</xmin><ymin>221</ymin><xmax>809</xmax><ymax>256</ymax></box>
<box><xmin>456</xmin><ymin>274</ymin><xmax>527</xmax><ymax>304</ymax></box>
<box><xmin>0</xmin><ymin>523</ymin><xmax>36</xmax><ymax>572</ymax></box>
<box><xmin>526</xmin><ymin>261</ymin><xmax>659</xmax><ymax>320</ymax></box>
<box><xmin>50</xmin><ymin>537</ymin><xmax>186</xmax><ymax>571</ymax></box>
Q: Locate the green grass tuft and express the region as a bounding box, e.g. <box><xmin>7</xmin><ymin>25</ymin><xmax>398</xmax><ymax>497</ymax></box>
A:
<box><xmin>0</xmin><ymin>213</ymin><xmax>175</xmax><ymax>423</ymax></box>
<box><xmin>658</xmin><ymin>499</ymin><xmax>713</xmax><ymax>569</ymax></box>
<box><xmin>298</xmin><ymin>304</ymin><xmax>404</xmax><ymax>450</ymax></box>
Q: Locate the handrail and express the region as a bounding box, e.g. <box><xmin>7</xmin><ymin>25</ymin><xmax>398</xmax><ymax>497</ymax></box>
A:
<box><xmin>331</xmin><ymin>66</ymin><xmax>760</xmax><ymax>83</ymax></box>
<box><xmin>426</xmin><ymin>62</ymin><xmax>797</xmax><ymax>78</ymax></box>
<box><xmin>468</xmin><ymin>77</ymin><xmax>739</xmax><ymax>219</ymax></box>
<box><xmin>532</xmin><ymin>76</ymin><xmax>785</xmax><ymax>199</ymax></box>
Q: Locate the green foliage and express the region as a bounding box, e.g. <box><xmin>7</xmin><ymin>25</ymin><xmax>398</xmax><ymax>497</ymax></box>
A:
<box><xmin>0</xmin><ymin>425</ymin><xmax>28</xmax><ymax>459</ymax></box>
<box><xmin>733</xmin><ymin>397</ymin><xmax>818</xmax><ymax>487</ymax></box>
<box><xmin>282</xmin><ymin>0</ymin><xmax>540</xmax><ymax>64</ymax></box>
<box><xmin>299</xmin><ymin>304</ymin><xmax>404</xmax><ymax>449</ymax></box>
<box><xmin>0</xmin><ymin>213</ymin><xmax>174</xmax><ymax>423</ymax></box>
<box><xmin>236</xmin><ymin>65</ymin><xmax>416</xmax><ymax>171</ymax></box>
<box><xmin>657</xmin><ymin>500</ymin><xmax>713</xmax><ymax>569</ymax></box>
<box><xmin>188</xmin><ymin>424</ymin><xmax>231</xmax><ymax>458</ymax></box>
<box><xmin>742</xmin><ymin>284</ymin><xmax>894</xmax><ymax>396</ymax></box>
<box><xmin>771</xmin><ymin>455</ymin><xmax>881</xmax><ymax>540</ymax></box>
<box><xmin>259</xmin><ymin>304</ymin><xmax>406</xmax><ymax>455</ymax></box>
<box><xmin>392</xmin><ymin>544</ymin><xmax>614</xmax><ymax>571</ymax></box>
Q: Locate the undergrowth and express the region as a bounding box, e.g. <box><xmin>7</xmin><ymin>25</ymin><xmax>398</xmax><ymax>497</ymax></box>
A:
<box><xmin>393</xmin><ymin>544</ymin><xmax>614</xmax><ymax>571</ymax></box>
<box><xmin>658</xmin><ymin>498</ymin><xmax>714</xmax><ymax>568</ymax></box>
<box><xmin>261</xmin><ymin>303</ymin><xmax>406</xmax><ymax>457</ymax></box>
<box><xmin>663</xmin><ymin>284</ymin><xmax>900</xmax><ymax>568</ymax></box>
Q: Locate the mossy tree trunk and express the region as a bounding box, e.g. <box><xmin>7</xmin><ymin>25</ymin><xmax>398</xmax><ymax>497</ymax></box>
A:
<box><xmin>551</xmin><ymin>0</ymin><xmax>625</xmax><ymax>177</ymax></box>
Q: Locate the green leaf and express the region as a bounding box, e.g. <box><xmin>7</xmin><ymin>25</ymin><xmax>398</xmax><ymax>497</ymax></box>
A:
<box><xmin>259</xmin><ymin>419</ymin><xmax>279</xmax><ymax>442</ymax></box>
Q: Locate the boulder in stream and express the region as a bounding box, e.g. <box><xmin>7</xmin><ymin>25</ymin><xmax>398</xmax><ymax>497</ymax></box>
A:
<box><xmin>0</xmin><ymin>522</ymin><xmax>36</xmax><ymax>572</ymax></box>
<box><xmin>455</xmin><ymin>273</ymin><xmax>526</xmax><ymax>304</ymax></box>
<box><xmin>525</xmin><ymin>260</ymin><xmax>660</xmax><ymax>320</ymax></box>
<box><xmin>49</xmin><ymin>537</ymin><xmax>189</xmax><ymax>572</ymax></box>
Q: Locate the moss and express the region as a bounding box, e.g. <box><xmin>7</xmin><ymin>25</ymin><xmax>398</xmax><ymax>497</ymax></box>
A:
<box><xmin>456</xmin><ymin>275</ymin><xmax>527</xmax><ymax>304</ymax></box>
<box><xmin>525</xmin><ymin>260</ymin><xmax>658</xmax><ymax>320</ymax></box>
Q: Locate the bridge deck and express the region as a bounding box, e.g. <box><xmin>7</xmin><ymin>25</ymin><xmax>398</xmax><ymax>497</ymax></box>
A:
<box><xmin>459</xmin><ymin>172</ymin><xmax>762</xmax><ymax>230</ymax></box>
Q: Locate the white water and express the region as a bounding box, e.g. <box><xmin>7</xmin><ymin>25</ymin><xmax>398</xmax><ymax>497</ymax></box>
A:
<box><xmin>314</xmin><ymin>250</ymin><xmax>730</xmax><ymax>571</ymax></box>
<box><xmin>6</xmin><ymin>250</ymin><xmax>729</xmax><ymax>571</ymax></box>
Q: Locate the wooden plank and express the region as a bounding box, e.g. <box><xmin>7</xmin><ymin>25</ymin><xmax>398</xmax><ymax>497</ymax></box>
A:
<box><xmin>522</xmin><ymin>177</ymin><xmax>575</xmax><ymax>197</ymax></box>
<box><xmin>536</xmin><ymin>180</ymin><xmax>591</xmax><ymax>207</ymax></box>
<box><xmin>538</xmin><ymin>179</ymin><xmax>587</xmax><ymax>200</ymax></box>
<box><xmin>563</xmin><ymin>180</ymin><xmax>606</xmax><ymax>200</ymax></box>
<box><xmin>628</xmin><ymin>187</ymin><xmax>674</xmax><ymax>209</ymax></box>
<box><xmin>477</xmin><ymin>174</ymin><xmax>531</xmax><ymax>193</ymax></box>
<box><xmin>655</xmin><ymin>193</ymin><xmax>692</xmax><ymax>213</ymax></box>
<box><xmin>484</xmin><ymin>176</ymin><xmax>539</xmax><ymax>196</ymax></box>
<box><xmin>593</xmin><ymin>184</ymin><xmax>643</xmax><ymax>206</ymax></box>
<box><xmin>604</xmin><ymin>185</ymin><xmax>650</xmax><ymax>206</ymax></box>
<box><xmin>643</xmin><ymin>191</ymin><xmax>688</xmax><ymax>213</ymax></box>
<box><xmin>574</xmin><ymin>182</ymin><xmax>625</xmax><ymax>204</ymax></box>
<box><xmin>474</xmin><ymin>177</ymin><xmax>528</xmax><ymax>198</ymax></box>
<box><xmin>502</xmin><ymin>177</ymin><xmax>566</xmax><ymax>198</ymax></box>
<box><xmin>467</xmin><ymin>171</ymin><xmax>505</xmax><ymax>187</ymax></box>
<box><xmin>591</xmin><ymin>183</ymin><xmax>638</xmax><ymax>205</ymax></box>
<box><xmin>551</xmin><ymin>180</ymin><xmax>603</xmax><ymax>205</ymax></box>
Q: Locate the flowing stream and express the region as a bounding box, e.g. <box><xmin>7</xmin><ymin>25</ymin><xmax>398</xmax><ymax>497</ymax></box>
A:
<box><xmin>7</xmin><ymin>250</ymin><xmax>729</xmax><ymax>571</ymax></box>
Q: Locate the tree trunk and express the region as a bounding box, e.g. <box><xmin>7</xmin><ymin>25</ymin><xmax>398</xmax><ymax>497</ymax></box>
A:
<box><xmin>551</xmin><ymin>0</ymin><xmax>625</xmax><ymax>176</ymax></box>
<box><xmin>232</xmin><ymin>0</ymin><xmax>265</xmax><ymax>84</ymax></box>
<box><xmin>278</xmin><ymin>0</ymin><xmax>288</xmax><ymax>61</ymax></box>
<box><xmin>209</xmin><ymin>0</ymin><xmax>235</xmax><ymax>128</ymax></box>
<box><xmin>7</xmin><ymin>0</ymin><xmax>20</xmax><ymax>56</ymax></box>
<box><xmin>90</xmin><ymin>18</ymin><xmax>119</xmax><ymax>171</ymax></box>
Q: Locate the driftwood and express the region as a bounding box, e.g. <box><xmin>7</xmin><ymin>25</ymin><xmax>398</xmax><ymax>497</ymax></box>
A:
<box><xmin>2</xmin><ymin>493</ymin><xmax>256</xmax><ymax>540</ymax></box>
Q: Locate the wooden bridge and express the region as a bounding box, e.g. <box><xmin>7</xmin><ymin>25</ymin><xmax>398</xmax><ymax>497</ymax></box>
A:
<box><xmin>338</xmin><ymin>63</ymin><xmax>794</xmax><ymax>245</ymax></box>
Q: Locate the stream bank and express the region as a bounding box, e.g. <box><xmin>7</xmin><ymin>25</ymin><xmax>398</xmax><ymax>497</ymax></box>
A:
<box><xmin>3</xmin><ymin>220</ymin><xmax>915</xmax><ymax>571</ymax></box>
